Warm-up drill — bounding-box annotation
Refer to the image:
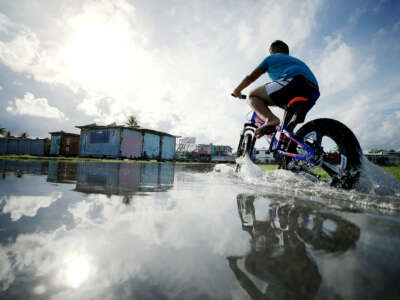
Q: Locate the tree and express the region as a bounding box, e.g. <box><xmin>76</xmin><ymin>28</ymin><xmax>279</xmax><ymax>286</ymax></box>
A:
<box><xmin>0</xmin><ymin>125</ymin><xmax>5</xmax><ymax>136</ymax></box>
<box><xmin>125</xmin><ymin>115</ymin><xmax>139</xmax><ymax>127</ymax></box>
<box><xmin>19</xmin><ymin>132</ymin><xmax>29</xmax><ymax>138</ymax></box>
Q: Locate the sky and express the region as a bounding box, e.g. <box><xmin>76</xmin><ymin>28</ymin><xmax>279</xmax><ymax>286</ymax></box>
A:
<box><xmin>0</xmin><ymin>0</ymin><xmax>399</xmax><ymax>151</ymax></box>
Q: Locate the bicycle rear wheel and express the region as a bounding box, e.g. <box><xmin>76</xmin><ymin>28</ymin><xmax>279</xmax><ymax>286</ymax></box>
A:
<box><xmin>288</xmin><ymin>118</ymin><xmax>362</xmax><ymax>189</ymax></box>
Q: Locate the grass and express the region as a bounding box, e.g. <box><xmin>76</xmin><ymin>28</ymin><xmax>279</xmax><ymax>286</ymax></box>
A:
<box><xmin>381</xmin><ymin>166</ymin><xmax>400</xmax><ymax>181</ymax></box>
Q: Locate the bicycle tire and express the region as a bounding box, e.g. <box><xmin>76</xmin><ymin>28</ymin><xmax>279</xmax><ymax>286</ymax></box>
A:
<box><xmin>287</xmin><ymin>118</ymin><xmax>362</xmax><ymax>189</ymax></box>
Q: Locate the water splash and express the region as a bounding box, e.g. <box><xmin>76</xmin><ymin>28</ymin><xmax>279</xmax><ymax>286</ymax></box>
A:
<box><xmin>355</xmin><ymin>156</ymin><xmax>400</xmax><ymax>196</ymax></box>
<box><xmin>213</xmin><ymin>154</ymin><xmax>400</xmax><ymax>212</ymax></box>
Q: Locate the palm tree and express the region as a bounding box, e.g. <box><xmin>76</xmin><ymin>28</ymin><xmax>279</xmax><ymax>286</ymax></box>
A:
<box><xmin>19</xmin><ymin>132</ymin><xmax>29</xmax><ymax>138</ymax></box>
<box><xmin>125</xmin><ymin>115</ymin><xmax>139</xmax><ymax>127</ymax></box>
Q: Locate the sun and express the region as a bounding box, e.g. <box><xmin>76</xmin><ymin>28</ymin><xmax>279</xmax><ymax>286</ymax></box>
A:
<box><xmin>64</xmin><ymin>255</ymin><xmax>90</xmax><ymax>288</ymax></box>
<box><xmin>60</xmin><ymin>13</ymin><xmax>132</xmax><ymax>88</ymax></box>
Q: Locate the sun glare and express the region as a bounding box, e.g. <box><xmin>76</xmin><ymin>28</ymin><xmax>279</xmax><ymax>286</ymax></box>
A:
<box><xmin>61</xmin><ymin>15</ymin><xmax>131</xmax><ymax>86</ymax></box>
<box><xmin>64</xmin><ymin>255</ymin><xmax>90</xmax><ymax>288</ymax></box>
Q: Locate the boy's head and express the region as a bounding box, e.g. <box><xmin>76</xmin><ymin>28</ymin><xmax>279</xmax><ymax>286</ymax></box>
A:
<box><xmin>269</xmin><ymin>40</ymin><xmax>289</xmax><ymax>55</ymax></box>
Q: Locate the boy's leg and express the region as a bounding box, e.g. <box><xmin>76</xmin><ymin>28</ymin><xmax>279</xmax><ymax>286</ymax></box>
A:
<box><xmin>248</xmin><ymin>85</ymin><xmax>280</xmax><ymax>138</ymax></box>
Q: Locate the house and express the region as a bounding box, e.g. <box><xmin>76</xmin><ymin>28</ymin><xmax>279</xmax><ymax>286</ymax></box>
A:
<box><xmin>76</xmin><ymin>123</ymin><xmax>177</xmax><ymax>160</ymax></box>
<box><xmin>49</xmin><ymin>131</ymin><xmax>80</xmax><ymax>156</ymax></box>
<box><xmin>0</xmin><ymin>137</ymin><xmax>50</xmax><ymax>156</ymax></box>
<box><xmin>73</xmin><ymin>162</ymin><xmax>175</xmax><ymax>196</ymax></box>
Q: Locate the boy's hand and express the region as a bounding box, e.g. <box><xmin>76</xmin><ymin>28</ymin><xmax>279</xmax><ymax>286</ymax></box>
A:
<box><xmin>232</xmin><ymin>89</ymin><xmax>242</xmax><ymax>99</ymax></box>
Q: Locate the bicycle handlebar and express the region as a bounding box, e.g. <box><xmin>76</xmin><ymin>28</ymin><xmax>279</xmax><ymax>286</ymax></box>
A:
<box><xmin>231</xmin><ymin>93</ymin><xmax>247</xmax><ymax>100</ymax></box>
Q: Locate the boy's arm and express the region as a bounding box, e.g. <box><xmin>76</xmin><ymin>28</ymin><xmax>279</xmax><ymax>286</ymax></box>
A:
<box><xmin>232</xmin><ymin>66</ymin><xmax>264</xmax><ymax>97</ymax></box>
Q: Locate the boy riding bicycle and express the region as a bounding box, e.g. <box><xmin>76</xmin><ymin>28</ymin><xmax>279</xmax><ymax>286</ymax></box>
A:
<box><xmin>232</xmin><ymin>40</ymin><xmax>320</xmax><ymax>138</ymax></box>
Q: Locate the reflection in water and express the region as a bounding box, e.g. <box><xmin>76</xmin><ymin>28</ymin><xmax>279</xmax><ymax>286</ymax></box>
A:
<box><xmin>63</xmin><ymin>255</ymin><xmax>90</xmax><ymax>288</ymax></box>
<box><xmin>46</xmin><ymin>162</ymin><xmax>175</xmax><ymax>197</ymax></box>
<box><xmin>2</xmin><ymin>193</ymin><xmax>62</xmax><ymax>221</ymax></box>
<box><xmin>0</xmin><ymin>160</ymin><xmax>48</xmax><ymax>176</ymax></box>
<box><xmin>1</xmin><ymin>161</ymin><xmax>400</xmax><ymax>299</ymax></box>
<box><xmin>229</xmin><ymin>194</ymin><xmax>360</xmax><ymax>300</ymax></box>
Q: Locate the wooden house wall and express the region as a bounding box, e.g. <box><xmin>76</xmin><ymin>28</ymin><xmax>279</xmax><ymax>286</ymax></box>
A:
<box><xmin>61</xmin><ymin>135</ymin><xmax>80</xmax><ymax>156</ymax></box>
<box><xmin>0</xmin><ymin>139</ymin><xmax>47</xmax><ymax>156</ymax></box>
<box><xmin>50</xmin><ymin>135</ymin><xmax>61</xmax><ymax>155</ymax></box>
<box><xmin>7</xmin><ymin>140</ymin><xmax>18</xmax><ymax>154</ymax></box>
<box><xmin>0</xmin><ymin>138</ymin><xmax>7</xmax><ymax>154</ymax></box>
<box><xmin>142</xmin><ymin>132</ymin><xmax>160</xmax><ymax>159</ymax></box>
<box><xmin>17</xmin><ymin>139</ymin><xmax>31</xmax><ymax>154</ymax></box>
<box><xmin>31</xmin><ymin>139</ymin><xmax>48</xmax><ymax>156</ymax></box>
<box><xmin>120</xmin><ymin>129</ymin><xmax>143</xmax><ymax>158</ymax></box>
<box><xmin>79</xmin><ymin>128</ymin><xmax>121</xmax><ymax>158</ymax></box>
<box><xmin>161</xmin><ymin>136</ymin><xmax>176</xmax><ymax>160</ymax></box>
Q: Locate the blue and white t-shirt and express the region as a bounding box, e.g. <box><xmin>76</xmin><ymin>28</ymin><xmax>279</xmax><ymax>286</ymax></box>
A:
<box><xmin>259</xmin><ymin>53</ymin><xmax>318</xmax><ymax>87</ymax></box>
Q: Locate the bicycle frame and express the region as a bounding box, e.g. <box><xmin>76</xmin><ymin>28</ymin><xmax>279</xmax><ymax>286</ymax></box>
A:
<box><xmin>250</xmin><ymin>111</ymin><xmax>317</xmax><ymax>165</ymax></box>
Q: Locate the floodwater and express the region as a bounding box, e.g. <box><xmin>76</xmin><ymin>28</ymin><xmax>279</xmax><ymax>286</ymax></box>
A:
<box><xmin>0</xmin><ymin>159</ymin><xmax>399</xmax><ymax>300</ymax></box>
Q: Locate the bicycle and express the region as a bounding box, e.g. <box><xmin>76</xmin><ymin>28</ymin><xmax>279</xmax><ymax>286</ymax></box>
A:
<box><xmin>233</xmin><ymin>94</ymin><xmax>362</xmax><ymax>189</ymax></box>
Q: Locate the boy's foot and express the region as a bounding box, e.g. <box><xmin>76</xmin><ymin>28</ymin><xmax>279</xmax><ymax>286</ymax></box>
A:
<box><xmin>254</xmin><ymin>122</ymin><xmax>279</xmax><ymax>139</ymax></box>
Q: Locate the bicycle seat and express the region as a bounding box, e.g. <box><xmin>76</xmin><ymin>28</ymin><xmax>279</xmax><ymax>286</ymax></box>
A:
<box><xmin>283</xmin><ymin>96</ymin><xmax>316</xmax><ymax>130</ymax></box>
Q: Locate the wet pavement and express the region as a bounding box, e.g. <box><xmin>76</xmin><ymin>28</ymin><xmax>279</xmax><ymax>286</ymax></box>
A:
<box><xmin>0</xmin><ymin>160</ymin><xmax>399</xmax><ymax>300</ymax></box>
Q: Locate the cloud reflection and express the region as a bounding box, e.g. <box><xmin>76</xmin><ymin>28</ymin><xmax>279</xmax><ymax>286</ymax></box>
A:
<box><xmin>1</xmin><ymin>192</ymin><xmax>62</xmax><ymax>221</ymax></box>
<box><xmin>64</xmin><ymin>255</ymin><xmax>90</xmax><ymax>288</ymax></box>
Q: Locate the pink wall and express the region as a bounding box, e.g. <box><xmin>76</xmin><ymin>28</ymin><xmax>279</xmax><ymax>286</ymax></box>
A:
<box><xmin>120</xmin><ymin>129</ymin><xmax>143</xmax><ymax>158</ymax></box>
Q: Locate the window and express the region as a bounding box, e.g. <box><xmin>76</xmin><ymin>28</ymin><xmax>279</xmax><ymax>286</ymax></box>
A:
<box><xmin>90</xmin><ymin>130</ymin><xmax>110</xmax><ymax>143</ymax></box>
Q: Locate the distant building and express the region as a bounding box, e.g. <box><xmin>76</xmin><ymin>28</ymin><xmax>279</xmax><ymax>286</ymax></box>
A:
<box><xmin>210</xmin><ymin>145</ymin><xmax>232</xmax><ymax>156</ymax></box>
<box><xmin>197</xmin><ymin>144</ymin><xmax>212</xmax><ymax>155</ymax></box>
<box><xmin>193</xmin><ymin>144</ymin><xmax>234</xmax><ymax>162</ymax></box>
<box><xmin>255</xmin><ymin>147</ymin><xmax>274</xmax><ymax>164</ymax></box>
<box><xmin>0</xmin><ymin>137</ymin><xmax>50</xmax><ymax>156</ymax></box>
<box><xmin>76</xmin><ymin>123</ymin><xmax>177</xmax><ymax>160</ymax></box>
<box><xmin>365</xmin><ymin>152</ymin><xmax>400</xmax><ymax>166</ymax></box>
<box><xmin>49</xmin><ymin>131</ymin><xmax>80</xmax><ymax>156</ymax></box>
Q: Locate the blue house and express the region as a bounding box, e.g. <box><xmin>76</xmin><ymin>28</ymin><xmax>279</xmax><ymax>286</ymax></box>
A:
<box><xmin>76</xmin><ymin>123</ymin><xmax>178</xmax><ymax>160</ymax></box>
<box><xmin>0</xmin><ymin>138</ymin><xmax>49</xmax><ymax>156</ymax></box>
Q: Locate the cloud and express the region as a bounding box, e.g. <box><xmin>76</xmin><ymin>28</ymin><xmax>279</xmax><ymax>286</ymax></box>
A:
<box><xmin>1</xmin><ymin>192</ymin><xmax>63</xmax><ymax>221</ymax></box>
<box><xmin>0</xmin><ymin>13</ymin><xmax>13</xmax><ymax>33</ymax></box>
<box><xmin>311</xmin><ymin>89</ymin><xmax>400</xmax><ymax>150</ymax></box>
<box><xmin>236</xmin><ymin>0</ymin><xmax>321</xmax><ymax>58</ymax></box>
<box><xmin>2</xmin><ymin>185</ymin><xmax>249</xmax><ymax>298</ymax></box>
<box><xmin>392</xmin><ymin>21</ymin><xmax>400</xmax><ymax>33</ymax></box>
<box><xmin>0</xmin><ymin>249</ymin><xmax>14</xmax><ymax>292</ymax></box>
<box><xmin>348</xmin><ymin>7</ymin><xmax>367</xmax><ymax>25</ymax></box>
<box><xmin>0</xmin><ymin>0</ymin><xmax>324</xmax><ymax>145</ymax></box>
<box><xmin>316</xmin><ymin>35</ymin><xmax>375</xmax><ymax>96</ymax></box>
<box><xmin>0</xmin><ymin>27</ymin><xmax>40</xmax><ymax>73</ymax></box>
<box><xmin>6</xmin><ymin>92</ymin><xmax>68</xmax><ymax>120</ymax></box>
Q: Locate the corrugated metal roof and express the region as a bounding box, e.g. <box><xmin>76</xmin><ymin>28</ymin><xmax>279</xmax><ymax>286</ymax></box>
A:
<box><xmin>49</xmin><ymin>131</ymin><xmax>80</xmax><ymax>137</ymax></box>
<box><xmin>75</xmin><ymin>124</ymin><xmax>178</xmax><ymax>138</ymax></box>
